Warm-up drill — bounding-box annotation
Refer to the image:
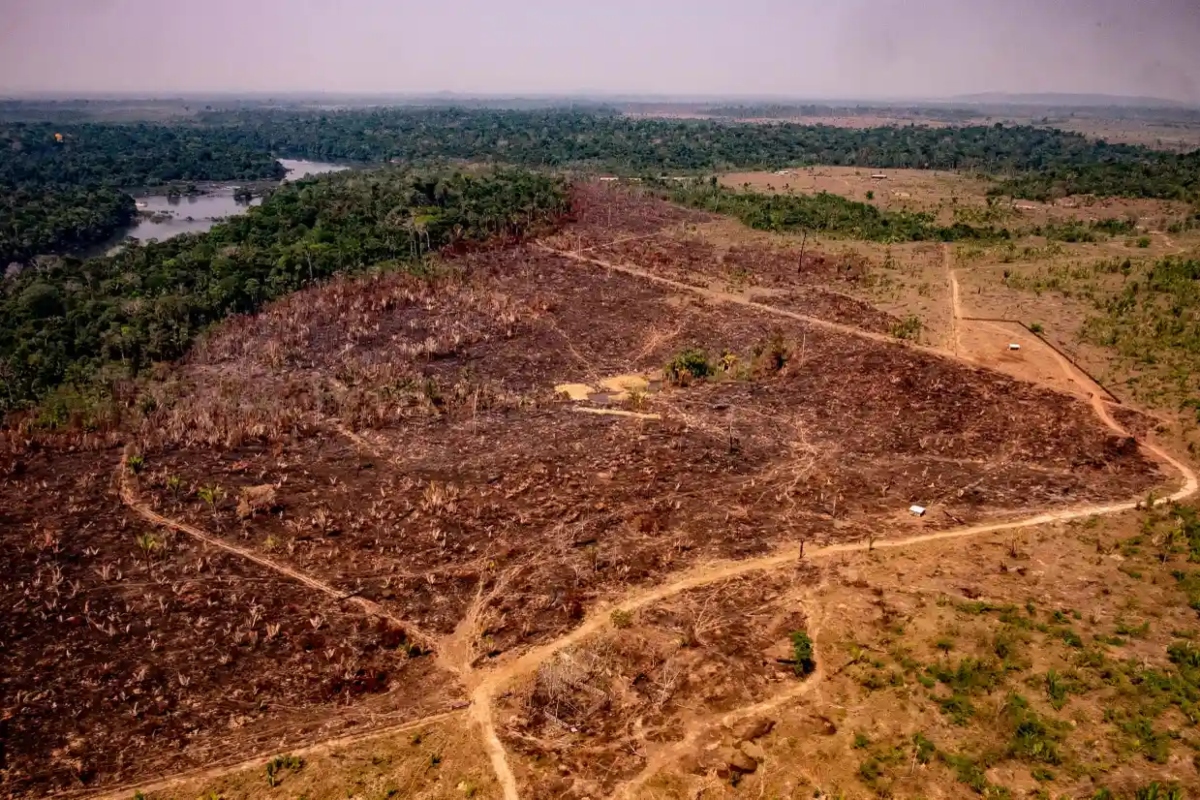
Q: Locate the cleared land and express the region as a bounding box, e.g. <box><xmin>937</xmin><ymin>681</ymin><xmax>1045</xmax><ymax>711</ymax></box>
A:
<box><xmin>2</xmin><ymin>182</ymin><xmax>1198</xmax><ymax>800</ymax></box>
<box><xmin>720</xmin><ymin>167</ymin><xmax>1193</xmax><ymax>226</ymax></box>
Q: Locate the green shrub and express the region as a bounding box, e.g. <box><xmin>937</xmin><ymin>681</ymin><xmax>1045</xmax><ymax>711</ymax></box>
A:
<box><xmin>1120</xmin><ymin>715</ymin><xmax>1172</xmax><ymax>763</ymax></box>
<box><xmin>665</xmin><ymin>348</ymin><xmax>713</xmax><ymax>385</ymax></box>
<box><xmin>940</xmin><ymin>752</ymin><xmax>988</xmax><ymax>793</ymax></box>
<box><xmin>265</xmin><ymin>754</ymin><xmax>304</xmax><ymax>788</ymax></box>
<box><xmin>1134</xmin><ymin>782</ymin><xmax>1184</xmax><ymax>800</ymax></box>
<box><xmin>938</xmin><ymin>694</ymin><xmax>976</xmax><ymax>725</ymax></box>
<box><xmin>913</xmin><ymin>733</ymin><xmax>936</xmax><ymax>764</ymax></box>
<box><xmin>1005</xmin><ymin>693</ymin><xmax>1064</xmax><ymax>765</ymax></box>
<box><xmin>926</xmin><ymin>656</ymin><xmax>1004</xmax><ymax>694</ymax></box>
<box><xmin>890</xmin><ymin>315</ymin><xmax>923</xmax><ymax>341</ymax></box>
<box><xmin>790</xmin><ymin>630</ymin><xmax>816</xmax><ymax>676</ymax></box>
<box><xmin>751</xmin><ymin>332</ymin><xmax>790</xmax><ymax>373</ymax></box>
<box><xmin>1168</xmin><ymin>640</ymin><xmax>1200</xmax><ymax>668</ymax></box>
<box><xmin>1059</xmin><ymin>627</ymin><xmax>1084</xmax><ymax>648</ymax></box>
<box><xmin>1045</xmin><ymin>670</ymin><xmax>1068</xmax><ymax>709</ymax></box>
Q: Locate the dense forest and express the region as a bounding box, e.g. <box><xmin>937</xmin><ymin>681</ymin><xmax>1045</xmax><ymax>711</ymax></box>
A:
<box><xmin>3</xmin><ymin>108</ymin><xmax>1199</xmax><ymax>263</ymax></box>
<box><xmin>0</xmin><ymin>123</ymin><xmax>284</xmax><ymax>187</ymax></box>
<box><xmin>1</xmin><ymin>187</ymin><xmax>135</xmax><ymax>266</ymax></box>
<box><xmin>0</xmin><ymin>168</ymin><xmax>568</xmax><ymax>414</ymax></box>
<box><xmin>663</xmin><ymin>179</ymin><xmax>1006</xmax><ymax>242</ymax></box>
<box><xmin>991</xmin><ymin>152</ymin><xmax>1200</xmax><ymax>201</ymax></box>
<box><xmin>192</xmin><ymin>108</ymin><xmax>1200</xmax><ymax>200</ymax></box>
<box><xmin>0</xmin><ymin>122</ymin><xmax>285</xmax><ymax>264</ymax></box>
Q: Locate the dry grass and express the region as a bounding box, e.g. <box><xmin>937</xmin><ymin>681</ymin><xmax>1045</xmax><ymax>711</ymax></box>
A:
<box><xmin>721</xmin><ymin>167</ymin><xmax>989</xmax><ymax>221</ymax></box>
<box><xmin>628</xmin><ymin>504</ymin><xmax>1200</xmax><ymax>800</ymax></box>
<box><xmin>134</xmin><ymin>715</ymin><xmax>496</xmax><ymax>800</ymax></box>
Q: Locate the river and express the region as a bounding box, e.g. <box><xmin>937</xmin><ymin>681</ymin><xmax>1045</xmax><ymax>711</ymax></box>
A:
<box><xmin>112</xmin><ymin>159</ymin><xmax>346</xmax><ymax>249</ymax></box>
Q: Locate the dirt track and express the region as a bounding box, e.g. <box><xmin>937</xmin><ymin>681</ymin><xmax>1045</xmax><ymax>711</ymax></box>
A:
<box><xmin>78</xmin><ymin>236</ymin><xmax>1199</xmax><ymax>800</ymax></box>
<box><xmin>467</xmin><ymin>240</ymin><xmax>1198</xmax><ymax>800</ymax></box>
<box><xmin>117</xmin><ymin>448</ymin><xmax>441</xmax><ymax>651</ymax></box>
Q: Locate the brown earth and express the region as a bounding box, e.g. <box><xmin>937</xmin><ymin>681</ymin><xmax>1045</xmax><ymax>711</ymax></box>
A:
<box><xmin>496</xmin><ymin>570</ymin><xmax>820</xmax><ymax>798</ymax></box>
<box><xmin>0</xmin><ymin>452</ymin><xmax>456</xmax><ymax>797</ymax></box>
<box><xmin>0</xmin><ymin>184</ymin><xmax>1188</xmax><ymax>799</ymax></box>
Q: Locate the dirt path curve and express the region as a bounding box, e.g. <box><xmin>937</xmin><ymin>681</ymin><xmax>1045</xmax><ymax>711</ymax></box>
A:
<box><xmin>946</xmin><ymin>268</ymin><xmax>1193</xmax><ymax>499</ymax></box>
<box><xmin>1156</xmin><ymin>231</ymin><xmax>1186</xmax><ymax>255</ymax></box>
<box><xmin>116</xmin><ymin>450</ymin><xmax>440</xmax><ymax>649</ymax></box>
<box><xmin>470</xmin><ymin>442</ymin><xmax>1198</xmax><ymax>800</ymax></box>
<box><xmin>614</xmin><ymin>593</ymin><xmax>828</xmax><ymax>799</ymax></box>
<box><xmin>476</xmin><ymin>452</ymin><xmax>1199</xmax><ymax>715</ymax></box>
<box><xmin>78</xmin><ymin>709</ymin><xmax>467</xmax><ymax>800</ymax></box>
<box><xmin>470</xmin><ymin>457</ymin><xmax>1198</xmax><ymax>800</ymax></box>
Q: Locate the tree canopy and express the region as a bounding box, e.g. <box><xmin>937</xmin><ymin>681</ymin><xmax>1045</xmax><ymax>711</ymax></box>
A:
<box><xmin>195</xmin><ymin>108</ymin><xmax>1200</xmax><ymax>200</ymax></box>
<box><xmin>0</xmin><ymin>122</ymin><xmax>285</xmax><ymax>264</ymax></box>
<box><xmin>0</xmin><ymin>168</ymin><xmax>568</xmax><ymax>414</ymax></box>
<box><xmin>3</xmin><ymin>108</ymin><xmax>1198</xmax><ymax>264</ymax></box>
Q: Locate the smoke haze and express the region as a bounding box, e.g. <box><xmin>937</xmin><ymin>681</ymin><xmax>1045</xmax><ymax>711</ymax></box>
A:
<box><xmin>1</xmin><ymin>0</ymin><xmax>1198</xmax><ymax>103</ymax></box>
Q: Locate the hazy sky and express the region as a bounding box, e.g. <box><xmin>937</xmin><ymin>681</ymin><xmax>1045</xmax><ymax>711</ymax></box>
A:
<box><xmin>2</xmin><ymin>0</ymin><xmax>1199</xmax><ymax>102</ymax></box>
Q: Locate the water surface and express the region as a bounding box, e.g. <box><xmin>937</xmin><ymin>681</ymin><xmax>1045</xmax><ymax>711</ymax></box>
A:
<box><xmin>121</xmin><ymin>193</ymin><xmax>261</xmax><ymax>243</ymax></box>
<box><xmin>114</xmin><ymin>159</ymin><xmax>347</xmax><ymax>249</ymax></box>
<box><xmin>278</xmin><ymin>159</ymin><xmax>348</xmax><ymax>181</ymax></box>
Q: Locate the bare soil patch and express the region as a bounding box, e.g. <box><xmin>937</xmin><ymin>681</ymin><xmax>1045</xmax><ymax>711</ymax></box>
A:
<box><xmin>0</xmin><ymin>452</ymin><xmax>455</xmax><ymax>798</ymax></box>
<box><xmin>721</xmin><ymin>167</ymin><xmax>987</xmax><ymax>218</ymax></box>
<box><xmin>134</xmin><ymin>712</ymin><xmax>495</xmax><ymax>800</ymax></box>
<box><xmin>131</xmin><ymin>240</ymin><xmax>1160</xmax><ymax>661</ymax></box>
<box><xmin>496</xmin><ymin>571</ymin><xmax>819</xmax><ymax>798</ymax></box>
<box><xmin>0</xmin><ymin>183</ymin><xmax>1178</xmax><ymax>798</ymax></box>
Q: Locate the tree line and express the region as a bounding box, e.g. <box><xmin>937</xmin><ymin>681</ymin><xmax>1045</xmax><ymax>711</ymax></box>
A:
<box><xmin>0</xmin><ymin>168</ymin><xmax>568</xmax><ymax>414</ymax></box>
<box><xmin>990</xmin><ymin>153</ymin><xmax>1200</xmax><ymax>202</ymax></box>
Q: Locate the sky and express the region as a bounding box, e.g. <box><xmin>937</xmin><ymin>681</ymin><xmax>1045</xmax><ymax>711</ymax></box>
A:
<box><xmin>2</xmin><ymin>0</ymin><xmax>1199</xmax><ymax>103</ymax></box>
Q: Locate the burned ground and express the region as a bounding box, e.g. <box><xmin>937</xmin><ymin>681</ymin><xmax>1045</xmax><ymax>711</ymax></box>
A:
<box><xmin>0</xmin><ymin>185</ymin><xmax>1176</xmax><ymax>797</ymax></box>
<box><xmin>556</xmin><ymin>183</ymin><xmax>893</xmax><ymax>332</ymax></box>
<box><xmin>0</xmin><ymin>451</ymin><xmax>456</xmax><ymax>798</ymax></box>
<box><xmin>495</xmin><ymin>571</ymin><xmax>819</xmax><ymax>799</ymax></box>
<box><xmin>130</xmin><ymin>243</ymin><xmax>1159</xmax><ymax>657</ymax></box>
